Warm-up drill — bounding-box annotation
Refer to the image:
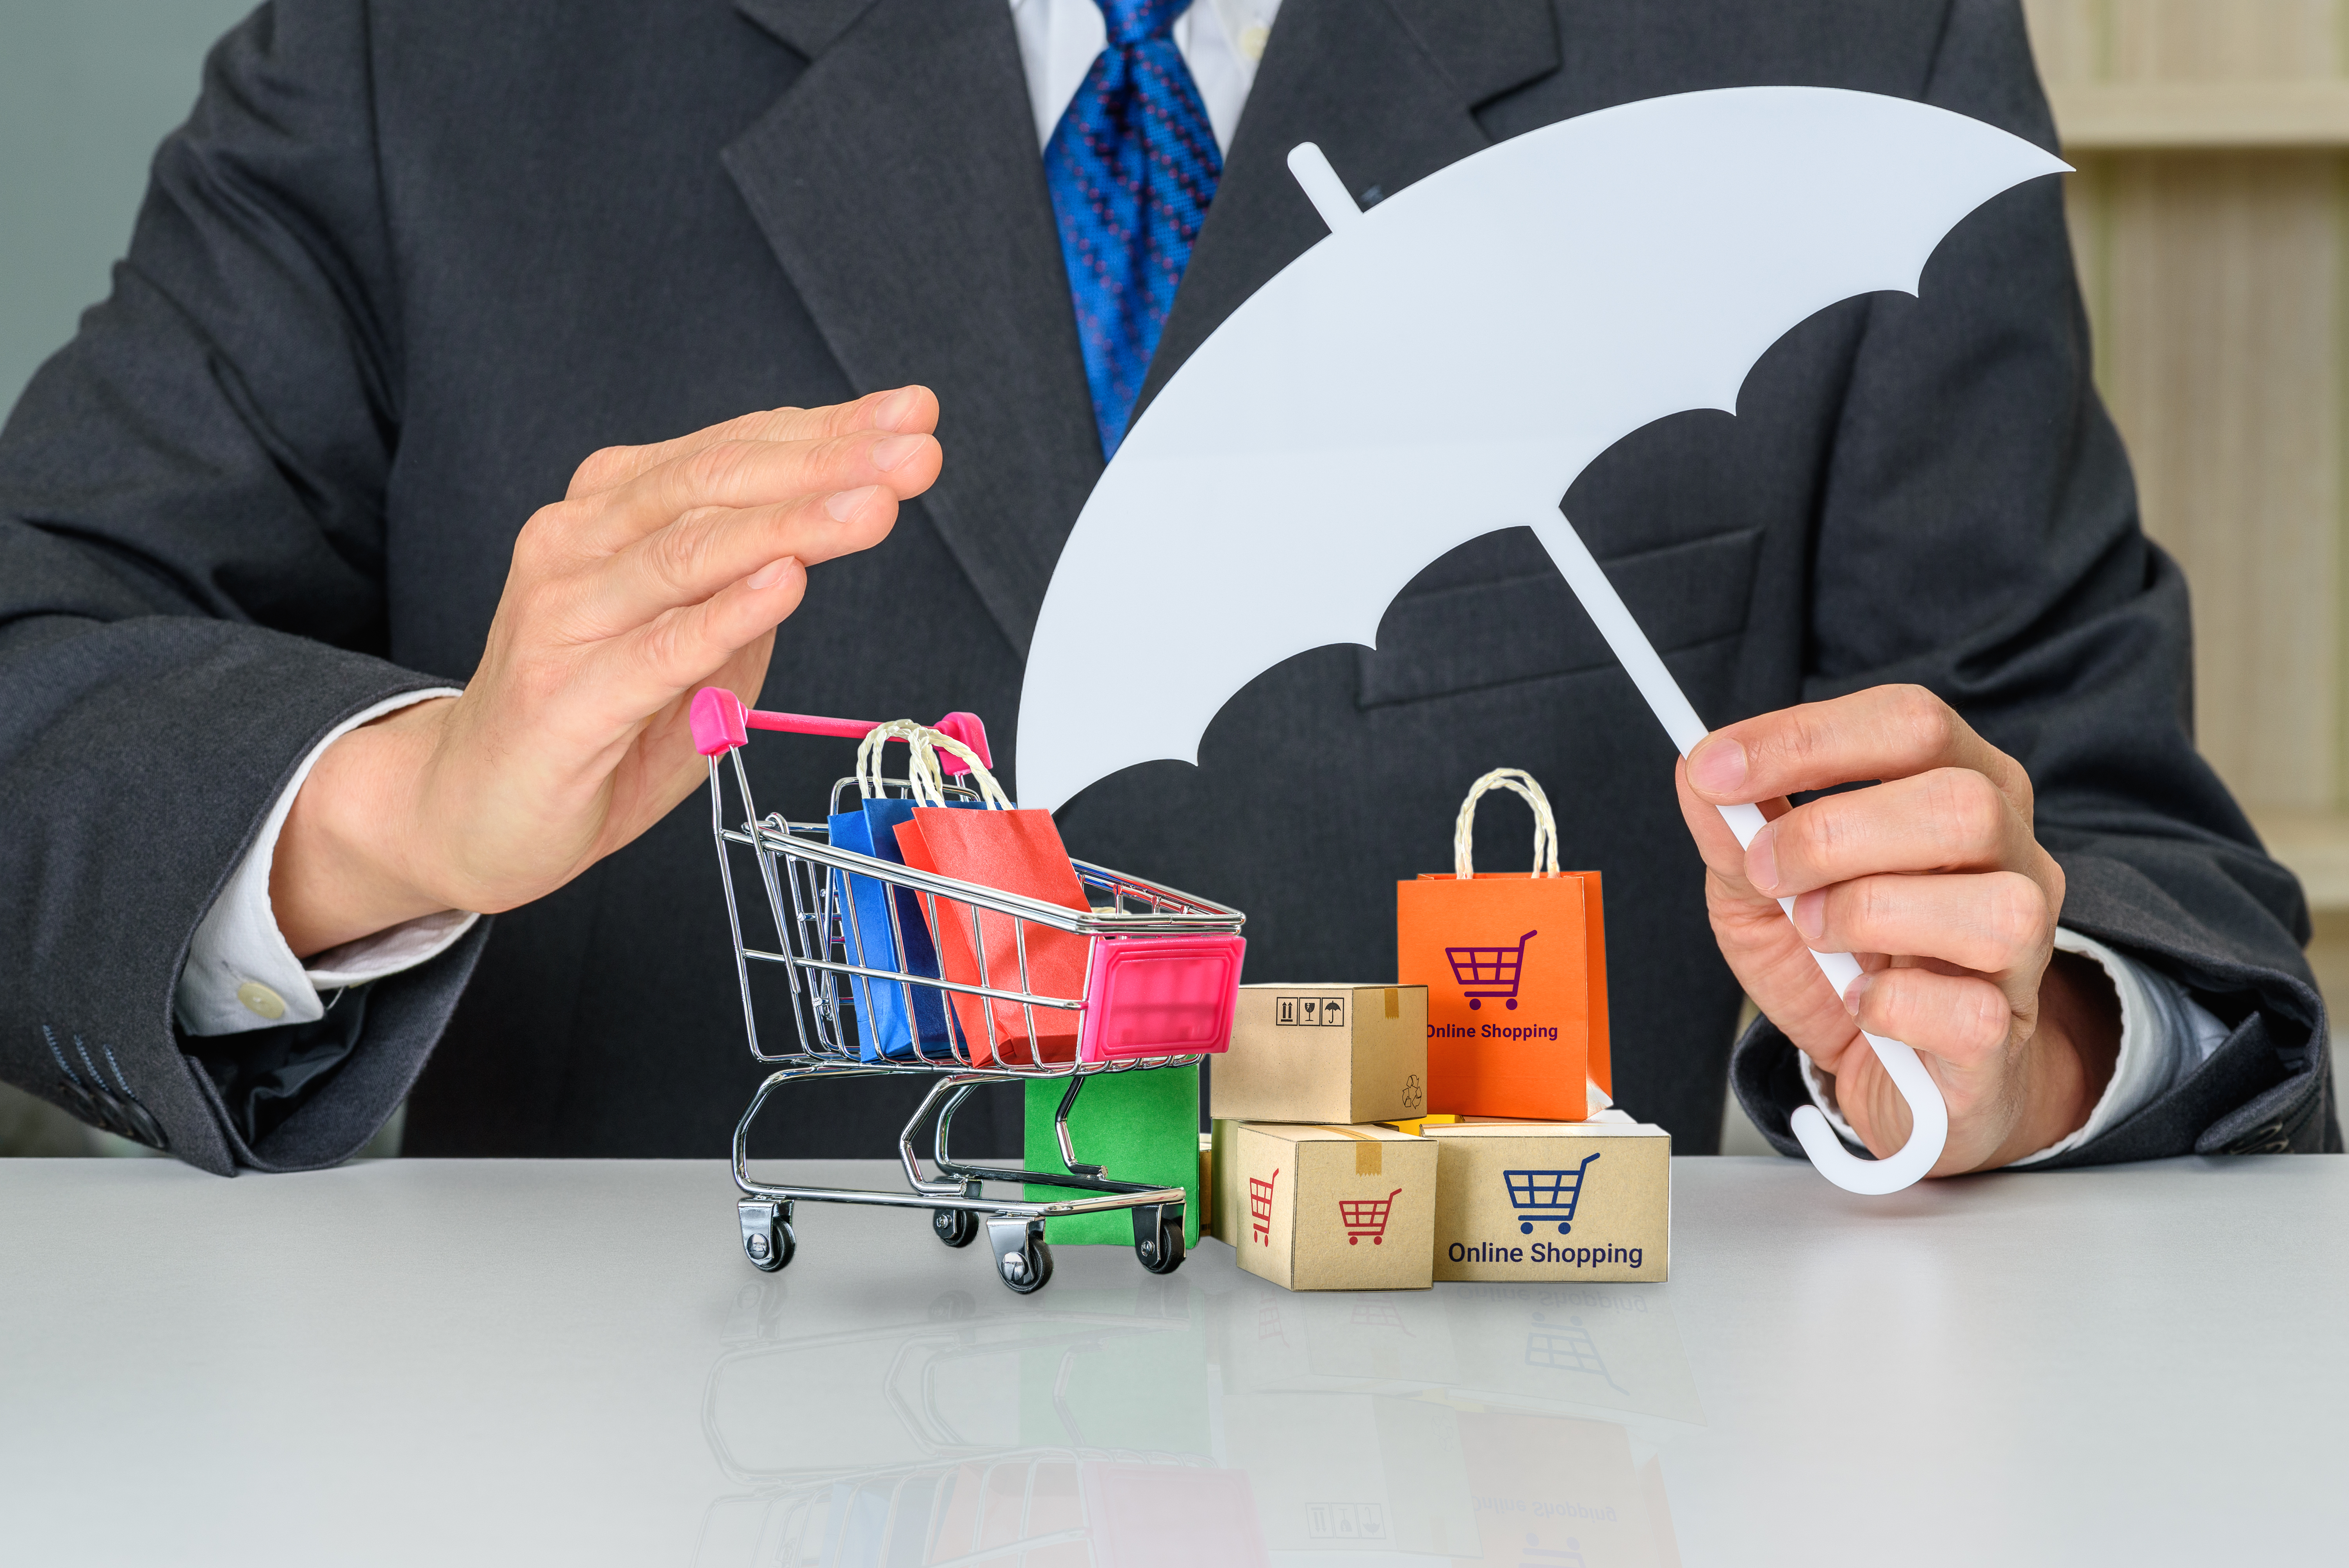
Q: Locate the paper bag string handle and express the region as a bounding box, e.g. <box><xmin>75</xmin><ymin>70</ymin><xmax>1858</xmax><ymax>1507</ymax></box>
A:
<box><xmin>1454</xmin><ymin>768</ymin><xmax>1561</xmax><ymax>880</ymax></box>
<box><xmin>896</xmin><ymin>723</ymin><xmax>1014</xmax><ymax>810</ymax></box>
<box><xmin>856</xmin><ymin>721</ymin><xmax>1014</xmax><ymax>810</ymax></box>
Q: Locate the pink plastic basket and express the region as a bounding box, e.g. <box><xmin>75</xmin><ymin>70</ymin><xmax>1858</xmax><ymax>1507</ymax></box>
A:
<box><xmin>1076</xmin><ymin>935</ymin><xmax>1247</xmax><ymax>1063</ymax></box>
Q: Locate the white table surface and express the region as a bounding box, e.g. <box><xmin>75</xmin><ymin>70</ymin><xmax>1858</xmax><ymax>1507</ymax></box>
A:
<box><xmin>1</xmin><ymin>1154</ymin><xmax>2340</xmax><ymax>1567</ymax></box>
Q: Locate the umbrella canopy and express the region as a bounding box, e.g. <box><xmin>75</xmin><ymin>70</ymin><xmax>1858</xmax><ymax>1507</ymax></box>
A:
<box><xmin>1016</xmin><ymin>86</ymin><xmax>2066</xmax><ymax>812</ymax></box>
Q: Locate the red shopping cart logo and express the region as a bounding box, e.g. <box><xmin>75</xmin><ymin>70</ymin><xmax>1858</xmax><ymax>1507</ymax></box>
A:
<box><xmin>1338</xmin><ymin>1188</ymin><xmax>1404</xmax><ymax>1245</ymax></box>
<box><xmin>1249</xmin><ymin>1168</ymin><xmax>1280</xmax><ymax>1245</ymax></box>
<box><xmin>1445</xmin><ymin>929</ymin><xmax>1538</xmax><ymax>1010</ymax></box>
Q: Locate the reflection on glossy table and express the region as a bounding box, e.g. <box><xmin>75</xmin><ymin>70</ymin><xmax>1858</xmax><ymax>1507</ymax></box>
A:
<box><xmin>2</xmin><ymin>1155</ymin><xmax>2340</xmax><ymax>1566</ymax></box>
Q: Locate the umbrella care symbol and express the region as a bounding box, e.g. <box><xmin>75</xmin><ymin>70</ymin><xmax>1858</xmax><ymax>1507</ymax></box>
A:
<box><xmin>1015</xmin><ymin>89</ymin><xmax>2068</xmax><ymax>1196</ymax></box>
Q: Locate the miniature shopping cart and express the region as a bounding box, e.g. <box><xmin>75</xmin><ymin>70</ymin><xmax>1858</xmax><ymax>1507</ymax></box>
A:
<box><xmin>1247</xmin><ymin>1169</ymin><xmax>1279</xmax><ymax>1245</ymax></box>
<box><xmin>691</xmin><ymin>688</ymin><xmax>1246</xmax><ymax>1296</ymax></box>
<box><xmin>1445</xmin><ymin>928</ymin><xmax>1539</xmax><ymax>1010</ymax></box>
<box><xmin>1338</xmin><ymin>1188</ymin><xmax>1403</xmax><ymax>1246</ymax></box>
<box><xmin>1504</xmin><ymin>1153</ymin><xmax>1602</xmax><ymax>1235</ymax></box>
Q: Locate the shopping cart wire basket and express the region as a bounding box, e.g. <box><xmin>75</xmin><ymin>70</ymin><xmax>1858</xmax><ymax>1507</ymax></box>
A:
<box><xmin>691</xmin><ymin>688</ymin><xmax>1246</xmax><ymax>1296</ymax></box>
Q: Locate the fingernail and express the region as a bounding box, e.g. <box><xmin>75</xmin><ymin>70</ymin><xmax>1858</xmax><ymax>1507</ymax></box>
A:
<box><xmin>1842</xmin><ymin>972</ymin><xmax>1872</xmax><ymax>1017</ymax></box>
<box><xmin>746</xmin><ymin>556</ymin><xmax>799</xmax><ymax>591</ymax></box>
<box><xmin>870</xmin><ymin>434</ymin><xmax>926</xmax><ymax>472</ymax></box>
<box><xmin>824</xmin><ymin>486</ymin><xmax>877</xmax><ymax>521</ymax></box>
<box><xmin>871</xmin><ymin>387</ymin><xmax>921</xmax><ymax>432</ymax></box>
<box><xmin>1792</xmin><ymin>887</ymin><xmax>1825</xmax><ymax>941</ymax></box>
<box><xmin>1746</xmin><ymin>822</ymin><xmax>1779</xmax><ymax>892</ymax></box>
<box><xmin>1688</xmin><ymin>737</ymin><xmax>1748</xmax><ymax>796</ymax></box>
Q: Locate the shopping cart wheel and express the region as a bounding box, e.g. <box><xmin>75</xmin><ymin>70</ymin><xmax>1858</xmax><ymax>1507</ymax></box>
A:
<box><xmin>1131</xmin><ymin>1202</ymin><xmax>1186</xmax><ymax>1276</ymax></box>
<box><xmin>932</xmin><ymin>1206</ymin><xmax>979</xmax><ymax>1248</ymax></box>
<box><xmin>986</xmin><ymin>1217</ymin><xmax>1053</xmax><ymax>1295</ymax></box>
<box><xmin>740</xmin><ymin>1198</ymin><xmax>795</xmax><ymax>1273</ymax></box>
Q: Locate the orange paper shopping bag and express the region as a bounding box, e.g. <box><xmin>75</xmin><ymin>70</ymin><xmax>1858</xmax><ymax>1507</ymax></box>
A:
<box><xmin>892</xmin><ymin>747</ymin><xmax>1091</xmax><ymax>1066</ymax></box>
<box><xmin>1396</xmin><ymin>769</ymin><xmax>1609</xmax><ymax>1120</ymax></box>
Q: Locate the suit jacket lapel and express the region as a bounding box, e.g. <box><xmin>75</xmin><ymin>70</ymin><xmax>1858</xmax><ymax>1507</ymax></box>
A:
<box><xmin>724</xmin><ymin>0</ymin><xmax>1561</xmax><ymax>650</ymax></box>
<box><xmin>1137</xmin><ymin>0</ymin><xmax>1561</xmax><ymax>415</ymax></box>
<box><xmin>728</xmin><ymin>0</ymin><xmax>1100</xmax><ymax>655</ymax></box>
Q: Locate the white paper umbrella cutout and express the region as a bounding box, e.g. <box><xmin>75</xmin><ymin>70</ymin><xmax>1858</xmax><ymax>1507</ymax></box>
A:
<box><xmin>1015</xmin><ymin>87</ymin><xmax>2069</xmax><ymax>1195</ymax></box>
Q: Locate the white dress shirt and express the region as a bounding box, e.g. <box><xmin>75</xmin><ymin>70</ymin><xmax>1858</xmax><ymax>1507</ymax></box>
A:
<box><xmin>175</xmin><ymin>0</ymin><xmax>2224</xmax><ymax>1168</ymax></box>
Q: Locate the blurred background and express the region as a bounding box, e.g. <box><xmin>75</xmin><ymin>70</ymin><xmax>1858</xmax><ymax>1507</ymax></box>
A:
<box><xmin>3</xmin><ymin>0</ymin><xmax>2344</xmax><ymax>1158</ymax></box>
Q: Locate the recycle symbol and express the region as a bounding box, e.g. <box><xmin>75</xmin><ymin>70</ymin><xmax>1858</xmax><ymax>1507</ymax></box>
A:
<box><xmin>1402</xmin><ymin>1074</ymin><xmax>1424</xmax><ymax>1110</ymax></box>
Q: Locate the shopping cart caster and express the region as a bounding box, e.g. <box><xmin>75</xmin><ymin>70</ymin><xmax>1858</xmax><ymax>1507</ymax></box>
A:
<box><xmin>987</xmin><ymin>1217</ymin><xmax>1054</xmax><ymax>1295</ymax></box>
<box><xmin>1131</xmin><ymin>1201</ymin><xmax>1186</xmax><ymax>1276</ymax></box>
<box><xmin>933</xmin><ymin>1206</ymin><xmax>980</xmax><ymax>1248</ymax></box>
<box><xmin>740</xmin><ymin>1198</ymin><xmax>796</xmax><ymax>1273</ymax></box>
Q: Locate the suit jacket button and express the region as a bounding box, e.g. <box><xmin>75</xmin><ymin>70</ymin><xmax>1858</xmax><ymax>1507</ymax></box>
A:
<box><xmin>54</xmin><ymin>1078</ymin><xmax>97</xmax><ymax>1123</ymax></box>
<box><xmin>84</xmin><ymin>1085</ymin><xmax>134</xmax><ymax>1140</ymax></box>
<box><xmin>116</xmin><ymin>1098</ymin><xmax>167</xmax><ymax>1150</ymax></box>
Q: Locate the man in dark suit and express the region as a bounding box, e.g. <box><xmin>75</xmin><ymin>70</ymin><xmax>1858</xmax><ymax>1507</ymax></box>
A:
<box><xmin>0</xmin><ymin>0</ymin><xmax>2331</xmax><ymax>1176</ymax></box>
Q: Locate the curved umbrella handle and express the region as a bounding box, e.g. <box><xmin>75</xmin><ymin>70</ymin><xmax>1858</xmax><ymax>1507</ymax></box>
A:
<box><xmin>1529</xmin><ymin>516</ymin><xmax>1948</xmax><ymax>1194</ymax></box>
<box><xmin>1714</xmin><ymin>805</ymin><xmax>1949</xmax><ymax>1194</ymax></box>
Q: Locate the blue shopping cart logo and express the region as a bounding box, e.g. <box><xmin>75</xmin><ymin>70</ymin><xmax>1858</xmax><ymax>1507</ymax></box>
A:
<box><xmin>1502</xmin><ymin>1153</ymin><xmax>1600</xmax><ymax>1236</ymax></box>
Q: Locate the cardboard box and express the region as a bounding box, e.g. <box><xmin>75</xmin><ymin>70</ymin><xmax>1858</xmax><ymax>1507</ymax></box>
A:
<box><xmin>1231</xmin><ymin>1123</ymin><xmax>1437</xmax><ymax>1291</ymax></box>
<box><xmin>1397</xmin><ymin>870</ymin><xmax>1608</xmax><ymax>1120</ymax></box>
<box><xmin>1426</xmin><ymin>1121</ymin><xmax>1668</xmax><ymax>1282</ymax></box>
<box><xmin>1024</xmin><ymin>1066</ymin><xmax>1201</xmax><ymax>1245</ymax></box>
<box><xmin>1210</xmin><ymin>1118</ymin><xmax>1242</xmax><ymax>1246</ymax></box>
<box><xmin>1210</xmin><ymin>984</ymin><xmax>1427</xmax><ymax>1124</ymax></box>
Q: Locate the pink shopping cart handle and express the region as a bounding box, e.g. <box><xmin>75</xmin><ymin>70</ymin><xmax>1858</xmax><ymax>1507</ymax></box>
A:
<box><xmin>688</xmin><ymin>686</ymin><xmax>992</xmax><ymax>775</ymax></box>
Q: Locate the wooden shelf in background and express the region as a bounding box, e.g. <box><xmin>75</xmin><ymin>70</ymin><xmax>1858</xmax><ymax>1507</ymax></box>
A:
<box><xmin>2049</xmin><ymin>80</ymin><xmax>2349</xmax><ymax>150</ymax></box>
<box><xmin>2249</xmin><ymin>812</ymin><xmax>2349</xmax><ymax>914</ymax></box>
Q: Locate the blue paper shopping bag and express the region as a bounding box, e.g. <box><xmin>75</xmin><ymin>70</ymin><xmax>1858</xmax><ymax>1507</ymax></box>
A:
<box><xmin>827</xmin><ymin>719</ymin><xmax>1006</xmax><ymax>1060</ymax></box>
<box><xmin>830</xmin><ymin>795</ymin><xmax>963</xmax><ymax>1060</ymax></box>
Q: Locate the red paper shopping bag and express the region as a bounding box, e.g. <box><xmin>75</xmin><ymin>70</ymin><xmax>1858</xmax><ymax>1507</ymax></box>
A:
<box><xmin>895</xmin><ymin>806</ymin><xmax>1091</xmax><ymax>1066</ymax></box>
<box><xmin>1396</xmin><ymin>769</ymin><xmax>1609</xmax><ymax>1120</ymax></box>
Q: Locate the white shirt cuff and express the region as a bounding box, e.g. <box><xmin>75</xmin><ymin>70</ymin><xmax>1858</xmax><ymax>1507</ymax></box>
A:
<box><xmin>175</xmin><ymin>689</ymin><xmax>474</xmax><ymax>1037</ymax></box>
<box><xmin>1796</xmin><ymin>928</ymin><xmax>2229</xmax><ymax>1165</ymax></box>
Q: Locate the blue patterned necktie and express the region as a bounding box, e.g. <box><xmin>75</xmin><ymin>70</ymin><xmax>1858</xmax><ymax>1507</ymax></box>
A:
<box><xmin>1043</xmin><ymin>0</ymin><xmax>1224</xmax><ymax>456</ymax></box>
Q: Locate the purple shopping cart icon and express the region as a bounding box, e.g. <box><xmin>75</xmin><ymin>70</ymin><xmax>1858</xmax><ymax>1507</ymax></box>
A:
<box><xmin>1445</xmin><ymin>929</ymin><xmax>1538</xmax><ymax>1010</ymax></box>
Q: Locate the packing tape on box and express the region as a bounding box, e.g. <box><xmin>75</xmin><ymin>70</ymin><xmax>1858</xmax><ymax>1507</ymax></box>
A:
<box><xmin>1310</xmin><ymin>1124</ymin><xmax>1383</xmax><ymax>1174</ymax></box>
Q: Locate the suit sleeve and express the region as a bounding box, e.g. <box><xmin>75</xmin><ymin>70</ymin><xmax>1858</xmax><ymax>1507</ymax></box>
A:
<box><xmin>1728</xmin><ymin>0</ymin><xmax>2338</xmax><ymax>1163</ymax></box>
<box><xmin>0</xmin><ymin>0</ymin><xmax>485</xmax><ymax>1174</ymax></box>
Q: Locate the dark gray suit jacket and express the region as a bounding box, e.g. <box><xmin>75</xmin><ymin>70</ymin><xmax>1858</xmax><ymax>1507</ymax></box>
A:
<box><xmin>0</xmin><ymin>0</ymin><xmax>2332</xmax><ymax>1174</ymax></box>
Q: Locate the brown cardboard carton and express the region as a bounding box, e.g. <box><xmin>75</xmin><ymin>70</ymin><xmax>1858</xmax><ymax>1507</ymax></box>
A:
<box><xmin>1210</xmin><ymin>984</ymin><xmax>1428</xmax><ymax>1124</ymax></box>
<box><xmin>1426</xmin><ymin>1121</ymin><xmax>1669</xmax><ymax>1282</ymax></box>
<box><xmin>1232</xmin><ymin>1123</ymin><xmax>1437</xmax><ymax>1291</ymax></box>
<box><xmin>1210</xmin><ymin>1117</ymin><xmax>1243</xmax><ymax>1247</ymax></box>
